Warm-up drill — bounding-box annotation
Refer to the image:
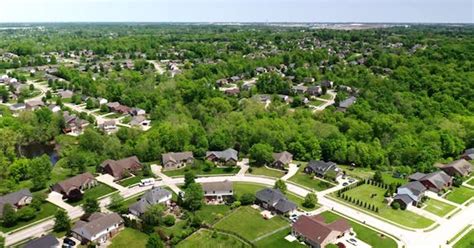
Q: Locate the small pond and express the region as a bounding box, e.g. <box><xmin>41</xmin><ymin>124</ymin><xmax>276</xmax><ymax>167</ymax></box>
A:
<box><xmin>17</xmin><ymin>143</ymin><xmax>59</xmax><ymax>165</ymax></box>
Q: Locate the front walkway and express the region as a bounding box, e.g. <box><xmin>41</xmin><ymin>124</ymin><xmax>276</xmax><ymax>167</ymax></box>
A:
<box><xmin>236</xmin><ymin>158</ymin><xmax>249</xmax><ymax>176</ymax></box>
<box><xmin>281</xmin><ymin>163</ymin><xmax>298</xmax><ymax>181</ymax></box>
<box><xmin>95</xmin><ymin>174</ymin><xmax>127</xmax><ymax>192</ymax></box>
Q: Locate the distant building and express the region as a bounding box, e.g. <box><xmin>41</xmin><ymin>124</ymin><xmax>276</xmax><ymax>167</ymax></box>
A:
<box><xmin>271</xmin><ymin>151</ymin><xmax>293</xmax><ymax>169</ymax></box>
<box><xmin>461</xmin><ymin>148</ymin><xmax>474</xmax><ymax>161</ymax></box>
<box><xmin>100</xmin><ymin>156</ymin><xmax>143</xmax><ymax>180</ymax></box>
<box><xmin>439</xmin><ymin>159</ymin><xmax>472</xmax><ymax>177</ymax></box>
<box><xmin>202</xmin><ymin>180</ymin><xmax>234</xmax><ymax>203</ymax></box>
<box><xmin>393</xmin><ymin>181</ymin><xmax>426</xmax><ymax>209</ymax></box>
<box><xmin>51</xmin><ymin>172</ymin><xmax>98</xmax><ymax>200</ymax></box>
<box><xmin>305</xmin><ymin>160</ymin><xmax>340</xmax><ymax>179</ymax></box>
<box><xmin>337</xmin><ymin>96</ymin><xmax>356</xmax><ymax>112</ymax></box>
<box><xmin>255</xmin><ymin>188</ymin><xmax>297</xmax><ymax>215</ymax></box>
<box><xmin>205</xmin><ymin>148</ymin><xmax>238</xmax><ymax>166</ymax></box>
<box><xmin>407</xmin><ymin>171</ymin><xmax>452</xmax><ymax>193</ymax></box>
<box><xmin>162</xmin><ymin>152</ymin><xmax>194</xmax><ymax>171</ymax></box>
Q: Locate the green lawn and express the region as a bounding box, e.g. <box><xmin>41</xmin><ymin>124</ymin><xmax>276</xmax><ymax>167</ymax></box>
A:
<box><xmin>338</xmin><ymin>165</ymin><xmax>374</xmax><ymax>180</ymax></box>
<box><xmin>340</xmin><ymin>184</ymin><xmax>434</xmax><ymax>229</ymax></box>
<box><xmin>214</xmin><ymin>206</ymin><xmax>289</xmax><ymax>241</ymax></box>
<box><xmin>67</xmin><ymin>183</ymin><xmax>117</xmax><ymax>206</ymax></box>
<box><xmin>177</xmin><ymin>229</ymin><xmax>250</xmax><ymax>248</ymax></box>
<box><xmin>446</xmin><ymin>186</ymin><xmax>474</xmax><ymax>204</ymax></box>
<box><xmin>196</xmin><ymin>204</ymin><xmax>232</xmax><ymax>225</ymax></box>
<box><xmin>423</xmin><ymin>198</ymin><xmax>457</xmax><ymax>217</ymax></box>
<box><xmin>453</xmin><ymin>229</ymin><xmax>474</xmax><ymax>248</ymax></box>
<box><xmin>319</xmin><ymin>211</ymin><xmax>398</xmax><ymax>248</ymax></box>
<box><xmin>248</xmin><ymin>166</ymin><xmax>285</xmax><ymax>178</ymax></box>
<box><xmin>109</xmin><ymin>228</ymin><xmax>149</xmax><ymax>248</ymax></box>
<box><xmin>254</xmin><ymin>227</ymin><xmax>306</xmax><ymax>248</ymax></box>
<box><xmin>466</xmin><ymin>178</ymin><xmax>474</xmax><ymax>186</ymax></box>
<box><xmin>233</xmin><ymin>182</ymin><xmax>318</xmax><ymax>211</ymax></box>
<box><xmin>319</xmin><ymin>94</ymin><xmax>332</xmax><ymax>100</ymax></box>
<box><xmin>0</xmin><ymin>202</ymin><xmax>58</xmax><ymax>233</ymax></box>
<box><xmin>288</xmin><ymin>166</ymin><xmax>334</xmax><ymax>191</ymax></box>
<box><xmin>118</xmin><ymin>174</ymin><xmax>148</xmax><ymax>187</ymax></box>
<box><xmin>163</xmin><ymin>165</ymin><xmax>239</xmax><ymax>177</ymax></box>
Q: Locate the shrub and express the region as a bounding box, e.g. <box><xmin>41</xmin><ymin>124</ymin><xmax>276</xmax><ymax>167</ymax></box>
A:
<box><xmin>231</xmin><ymin>201</ymin><xmax>241</xmax><ymax>209</ymax></box>
<box><xmin>240</xmin><ymin>193</ymin><xmax>256</xmax><ymax>205</ymax></box>
<box><xmin>164</xmin><ymin>215</ymin><xmax>176</xmax><ymax>227</ymax></box>
<box><xmin>391</xmin><ymin>202</ymin><xmax>400</xmax><ymax>210</ymax></box>
<box><xmin>17</xmin><ymin>206</ymin><xmax>37</xmax><ymax>221</ymax></box>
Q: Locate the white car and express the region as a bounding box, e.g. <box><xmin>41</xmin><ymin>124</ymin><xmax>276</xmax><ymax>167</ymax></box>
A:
<box><xmin>139</xmin><ymin>178</ymin><xmax>155</xmax><ymax>186</ymax></box>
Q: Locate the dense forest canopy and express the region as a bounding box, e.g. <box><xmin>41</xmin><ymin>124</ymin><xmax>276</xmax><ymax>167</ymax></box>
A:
<box><xmin>0</xmin><ymin>24</ymin><xmax>473</xmax><ymax>193</ymax></box>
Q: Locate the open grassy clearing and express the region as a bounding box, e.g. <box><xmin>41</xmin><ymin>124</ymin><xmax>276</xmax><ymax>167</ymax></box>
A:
<box><xmin>248</xmin><ymin>166</ymin><xmax>285</xmax><ymax>178</ymax></box>
<box><xmin>340</xmin><ymin>184</ymin><xmax>434</xmax><ymax>229</ymax></box>
<box><xmin>109</xmin><ymin>228</ymin><xmax>149</xmax><ymax>248</ymax></box>
<box><xmin>445</xmin><ymin>186</ymin><xmax>474</xmax><ymax>204</ymax></box>
<box><xmin>319</xmin><ymin>211</ymin><xmax>398</xmax><ymax>248</ymax></box>
<box><xmin>423</xmin><ymin>198</ymin><xmax>457</xmax><ymax>217</ymax></box>
<box><xmin>213</xmin><ymin>206</ymin><xmax>289</xmax><ymax>241</ymax></box>
<box><xmin>177</xmin><ymin>229</ymin><xmax>250</xmax><ymax>248</ymax></box>
<box><xmin>288</xmin><ymin>165</ymin><xmax>334</xmax><ymax>191</ymax></box>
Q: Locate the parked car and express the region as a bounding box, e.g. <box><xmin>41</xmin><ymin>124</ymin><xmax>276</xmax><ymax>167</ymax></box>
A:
<box><xmin>342</xmin><ymin>182</ymin><xmax>349</xmax><ymax>186</ymax></box>
<box><xmin>63</xmin><ymin>237</ymin><xmax>76</xmax><ymax>246</ymax></box>
<box><xmin>139</xmin><ymin>178</ymin><xmax>155</xmax><ymax>186</ymax></box>
<box><xmin>347</xmin><ymin>238</ymin><xmax>357</xmax><ymax>246</ymax></box>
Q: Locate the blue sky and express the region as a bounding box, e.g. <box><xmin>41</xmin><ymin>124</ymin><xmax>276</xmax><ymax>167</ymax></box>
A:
<box><xmin>1</xmin><ymin>0</ymin><xmax>472</xmax><ymax>23</ymax></box>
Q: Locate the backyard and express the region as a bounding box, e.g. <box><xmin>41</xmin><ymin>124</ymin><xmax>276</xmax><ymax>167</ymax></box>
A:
<box><xmin>254</xmin><ymin>227</ymin><xmax>306</xmax><ymax>248</ymax></box>
<box><xmin>213</xmin><ymin>206</ymin><xmax>289</xmax><ymax>241</ymax></box>
<box><xmin>109</xmin><ymin>228</ymin><xmax>149</xmax><ymax>248</ymax></box>
<box><xmin>445</xmin><ymin>186</ymin><xmax>474</xmax><ymax>204</ymax></box>
<box><xmin>177</xmin><ymin>229</ymin><xmax>250</xmax><ymax>248</ymax></box>
<box><xmin>248</xmin><ymin>166</ymin><xmax>285</xmax><ymax>178</ymax></box>
<box><xmin>336</xmin><ymin>184</ymin><xmax>434</xmax><ymax>229</ymax></box>
<box><xmin>288</xmin><ymin>166</ymin><xmax>335</xmax><ymax>191</ymax></box>
<box><xmin>423</xmin><ymin>198</ymin><xmax>457</xmax><ymax>217</ymax></box>
<box><xmin>319</xmin><ymin>211</ymin><xmax>398</xmax><ymax>248</ymax></box>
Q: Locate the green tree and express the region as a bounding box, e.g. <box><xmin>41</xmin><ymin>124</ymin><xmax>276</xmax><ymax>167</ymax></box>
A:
<box><xmin>373</xmin><ymin>171</ymin><xmax>383</xmax><ymax>183</ymax></box>
<box><xmin>240</xmin><ymin>193</ymin><xmax>256</xmax><ymax>205</ymax></box>
<box><xmin>83</xmin><ymin>198</ymin><xmax>100</xmax><ymax>214</ymax></box>
<box><xmin>249</xmin><ymin>143</ymin><xmax>274</xmax><ymax>166</ymax></box>
<box><xmin>29</xmin><ymin>155</ymin><xmax>52</xmax><ymax>190</ymax></box>
<box><xmin>303</xmin><ymin>193</ymin><xmax>318</xmax><ymax>208</ymax></box>
<box><xmin>2</xmin><ymin>204</ymin><xmax>17</xmax><ymax>227</ymax></box>
<box><xmin>142</xmin><ymin>204</ymin><xmax>165</xmax><ymax>226</ymax></box>
<box><xmin>146</xmin><ymin>233</ymin><xmax>164</xmax><ymax>248</ymax></box>
<box><xmin>274</xmin><ymin>179</ymin><xmax>287</xmax><ymax>194</ymax></box>
<box><xmin>53</xmin><ymin>209</ymin><xmax>71</xmax><ymax>233</ymax></box>
<box><xmin>184</xmin><ymin>171</ymin><xmax>196</xmax><ymax>188</ymax></box>
<box><xmin>184</xmin><ymin>183</ymin><xmax>204</xmax><ymax>211</ymax></box>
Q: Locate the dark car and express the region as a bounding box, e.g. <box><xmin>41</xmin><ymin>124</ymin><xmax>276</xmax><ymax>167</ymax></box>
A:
<box><xmin>63</xmin><ymin>237</ymin><xmax>76</xmax><ymax>246</ymax></box>
<box><xmin>342</xmin><ymin>182</ymin><xmax>349</xmax><ymax>186</ymax></box>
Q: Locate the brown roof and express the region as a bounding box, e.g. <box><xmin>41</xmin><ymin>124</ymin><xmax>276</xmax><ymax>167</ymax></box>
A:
<box><xmin>441</xmin><ymin>159</ymin><xmax>472</xmax><ymax>175</ymax></box>
<box><xmin>273</xmin><ymin>151</ymin><xmax>293</xmax><ymax>165</ymax></box>
<box><xmin>202</xmin><ymin>180</ymin><xmax>233</xmax><ymax>193</ymax></box>
<box><xmin>293</xmin><ymin>215</ymin><xmax>351</xmax><ymax>246</ymax></box>
<box><xmin>162</xmin><ymin>152</ymin><xmax>193</xmax><ymax>165</ymax></box>
<box><xmin>52</xmin><ymin>172</ymin><xmax>96</xmax><ymax>195</ymax></box>
<box><xmin>100</xmin><ymin>156</ymin><xmax>142</xmax><ymax>179</ymax></box>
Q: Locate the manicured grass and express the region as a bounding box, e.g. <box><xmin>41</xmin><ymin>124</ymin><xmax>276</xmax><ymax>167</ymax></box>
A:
<box><xmin>233</xmin><ymin>182</ymin><xmax>318</xmax><ymax>211</ymax></box>
<box><xmin>214</xmin><ymin>206</ymin><xmax>289</xmax><ymax>241</ymax></box>
<box><xmin>118</xmin><ymin>175</ymin><xmax>148</xmax><ymax>187</ymax></box>
<box><xmin>341</xmin><ymin>184</ymin><xmax>434</xmax><ymax>229</ymax></box>
<box><xmin>446</xmin><ymin>186</ymin><xmax>474</xmax><ymax>204</ymax></box>
<box><xmin>67</xmin><ymin>183</ymin><xmax>117</xmax><ymax>206</ymax></box>
<box><xmin>319</xmin><ymin>94</ymin><xmax>332</xmax><ymax>100</ymax></box>
<box><xmin>339</xmin><ymin>165</ymin><xmax>374</xmax><ymax>180</ymax></box>
<box><xmin>0</xmin><ymin>202</ymin><xmax>58</xmax><ymax>233</ymax></box>
<box><xmin>195</xmin><ymin>204</ymin><xmax>232</xmax><ymax>225</ymax></box>
<box><xmin>308</xmin><ymin>99</ymin><xmax>324</xmax><ymax>106</ymax></box>
<box><xmin>109</xmin><ymin>228</ymin><xmax>149</xmax><ymax>248</ymax></box>
<box><xmin>254</xmin><ymin>227</ymin><xmax>306</xmax><ymax>248</ymax></box>
<box><xmin>248</xmin><ymin>166</ymin><xmax>285</xmax><ymax>178</ymax></box>
<box><xmin>288</xmin><ymin>166</ymin><xmax>334</xmax><ymax>191</ymax></box>
<box><xmin>466</xmin><ymin>178</ymin><xmax>474</xmax><ymax>186</ymax></box>
<box><xmin>163</xmin><ymin>165</ymin><xmax>239</xmax><ymax>177</ymax></box>
<box><xmin>319</xmin><ymin>211</ymin><xmax>397</xmax><ymax>248</ymax></box>
<box><xmin>177</xmin><ymin>229</ymin><xmax>250</xmax><ymax>248</ymax></box>
<box><xmin>423</xmin><ymin>198</ymin><xmax>457</xmax><ymax>217</ymax></box>
<box><xmin>453</xmin><ymin>229</ymin><xmax>474</xmax><ymax>248</ymax></box>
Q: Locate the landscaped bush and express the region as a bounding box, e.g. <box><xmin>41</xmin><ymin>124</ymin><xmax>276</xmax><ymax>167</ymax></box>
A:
<box><xmin>164</xmin><ymin>215</ymin><xmax>176</xmax><ymax>227</ymax></box>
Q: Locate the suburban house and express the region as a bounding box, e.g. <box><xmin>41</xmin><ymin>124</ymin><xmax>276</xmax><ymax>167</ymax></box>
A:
<box><xmin>307</xmin><ymin>85</ymin><xmax>322</xmax><ymax>96</ymax></box>
<box><xmin>337</xmin><ymin>96</ymin><xmax>357</xmax><ymax>112</ymax></box>
<box><xmin>202</xmin><ymin>180</ymin><xmax>233</xmax><ymax>203</ymax></box>
<box><xmin>292</xmin><ymin>214</ymin><xmax>352</xmax><ymax>248</ymax></box>
<box><xmin>292</xmin><ymin>85</ymin><xmax>308</xmax><ymax>94</ymax></box>
<box><xmin>48</xmin><ymin>104</ymin><xmax>61</xmax><ymax>113</ymax></box>
<box><xmin>439</xmin><ymin>159</ymin><xmax>472</xmax><ymax>177</ymax></box>
<box><xmin>393</xmin><ymin>181</ymin><xmax>427</xmax><ymax>209</ymax></box>
<box><xmin>320</xmin><ymin>80</ymin><xmax>334</xmax><ymax>88</ymax></box>
<box><xmin>408</xmin><ymin>171</ymin><xmax>452</xmax><ymax>193</ymax></box>
<box><xmin>205</xmin><ymin>148</ymin><xmax>238</xmax><ymax>166</ymax></box>
<box><xmin>130</xmin><ymin>115</ymin><xmax>151</xmax><ymax>128</ymax></box>
<box><xmin>255</xmin><ymin>188</ymin><xmax>297</xmax><ymax>215</ymax></box>
<box><xmin>25</xmin><ymin>100</ymin><xmax>45</xmax><ymax>111</ymax></box>
<box><xmin>0</xmin><ymin>189</ymin><xmax>33</xmax><ymax>217</ymax></box>
<box><xmin>63</xmin><ymin>111</ymin><xmax>89</xmax><ymax>135</ymax></box>
<box><xmin>107</xmin><ymin>102</ymin><xmax>131</xmax><ymax>114</ymax></box>
<box><xmin>71</xmin><ymin>212</ymin><xmax>124</xmax><ymax>245</ymax></box>
<box><xmin>51</xmin><ymin>172</ymin><xmax>98</xmax><ymax>200</ymax></box>
<box><xmin>100</xmin><ymin>156</ymin><xmax>143</xmax><ymax>180</ymax></box>
<box><xmin>57</xmin><ymin>89</ymin><xmax>73</xmax><ymax>99</ymax></box>
<box><xmin>130</xmin><ymin>107</ymin><xmax>146</xmax><ymax>116</ymax></box>
<box><xmin>129</xmin><ymin>187</ymin><xmax>172</xmax><ymax>216</ymax></box>
<box><xmin>305</xmin><ymin>160</ymin><xmax>341</xmax><ymax>179</ymax></box>
<box><xmin>99</xmin><ymin>120</ymin><xmax>117</xmax><ymax>134</ymax></box>
<box><xmin>461</xmin><ymin>148</ymin><xmax>474</xmax><ymax>161</ymax></box>
<box><xmin>24</xmin><ymin>234</ymin><xmax>60</xmax><ymax>248</ymax></box>
<box><xmin>271</xmin><ymin>151</ymin><xmax>293</xmax><ymax>169</ymax></box>
<box><xmin>162</xmin><ymin>152</ymin><xmax>194</xmax><ymax>170</ymax></box>
<box><xmin>9</xmin><ymin>103</ymin><xmax>26</xmax><ymax>113</ymax></box>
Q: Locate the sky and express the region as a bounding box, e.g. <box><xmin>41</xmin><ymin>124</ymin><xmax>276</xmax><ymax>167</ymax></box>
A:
<box><xmin>0</xmin><ymin>0</ymin><xmax>472</xmax><ymax>23</ymax></box>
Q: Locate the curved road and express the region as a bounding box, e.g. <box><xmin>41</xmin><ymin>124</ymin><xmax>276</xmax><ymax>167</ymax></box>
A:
<box><xmin>4</xmin><ymin>174</ymin><xmax>473</xmax><ymax>247</ymax></box>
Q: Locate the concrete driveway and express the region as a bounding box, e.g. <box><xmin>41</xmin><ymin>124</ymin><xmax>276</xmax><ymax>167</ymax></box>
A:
<box><xmin>96</xmin><ymin>174</ymin><xmax>127</xmax><ymax>192</ymax></box>
<box><xmin>46</xmin><ymin>191</ymin><xmax>74</xmax><ymax>210</ymax></box>
<box><xmin>281</xmin><ymin>163</ymin><xmax>298</xmax><ymax>181</ymax></box>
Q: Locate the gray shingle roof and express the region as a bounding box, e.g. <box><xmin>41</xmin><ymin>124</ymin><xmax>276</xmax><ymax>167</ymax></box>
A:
<box><xmin>393</xmin><ymin>194</ymin><xmax>413</xmax><ymax>206</ymax></box>
<box><xmin>338</xmin><ymin>96</ymin><xmax>356</xmax><ymax>109</ymax></box>
<box><xmin>420</xmin><ymin>171</ymin><xmax>451</xmax><ymax>190</ymax></box>
<box><xmin>306</xmin><ymin>160</ymin><xmax>337</xmax><ymax>175</ymax></box>
<box><xmin>256</xmin><ymin>188</ymin><xmax>286</xmax><ymax>206</ymax></box>
<box><xmin>0</xmin><ymin>189</ymin><xmax>32</xmax><ymax>216</ymax></box>
<box><xmin>202</xmin><ymin>180</ymin><xmax>233</xmax><ymax>194</ymax></box>
<box><xmin>72</xmin><ymin>212</ymin><xmax>123</xmax><ymax>241</ymax></box>
<box><xmin>272</xmin><ymin>151</ymin><xmax>293</xmax><ymax>165</ymax></box>
<box><xmin>400</xmin><ymin>181</ymin><xmax>426</xmax><ymax>197</ymax></box>
<box><xmin>162</xmin><ymin>152</ymin><xmax>194</xmax><ymax>164</ymax></box>
<box><xmin>274</xmin><ymin>198</ymin><xmax>297</xmax><ymax>213</ymax></box>
<box><xmin>206</xmin><ymin>148</ymin><xmax>238</xmax><ymax>162</ymax></box>
<box><xmin>129</xmin><ymin>187</ymin><xmax>171</xmax><ymax>215</ymax></box>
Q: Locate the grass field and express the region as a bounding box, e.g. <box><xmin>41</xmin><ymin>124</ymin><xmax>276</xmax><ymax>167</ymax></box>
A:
<box><xmin>196</xmin><ymin>204</ymin><xmax>232</xmax><ymax>225</ymax></box>
<box><xmin>446</xmin><ymin>186</ymin><xmax>474</xmax><ymax>204</ymax></box>
<box><xmin>466</xmin><ymin>178</ymin><xmax>474</xmax><ymax>186</ymax></box>
<box><xmin>118</xmin><ymin>174</ymin><xmax>148</xmax><ymax>187</ymax></box>
<box><xmin>214</xmin><ymin>206</ymin><xmax>289</xmax><ymax>241</ymax></box>
<box><xmin>0</xmin><ymin>202</ymin><xmax>58</xmax><ymax>233</ymax></box>
<box><xmin>68</xmin><ymin>183</ymin><xmax>117</xmax><ymax>206</ymax></box>
<box><xmin>341</xmin><ymin>184</ymin><xmax>434</xmax><ymax>229</ymax></box>
<box><xmin>233</xmin><ymin>182</ymin><xmax>318</xmax><ymax>211</ymax></box>
<box><xmin>453</xmin><ymin>229</ymin><xmax>474</xmax><ymax>248</ymax></box>
<box><xmin>177</xmin><ymin>229</ymin><xmax>250</xmax><ymax>248</ymax></box>
<box><xmin>109</xmin><ymin>228</ymin><xmax>149</xmax><ymax>248</ymax></box>
<box><xmin>319</xmin><ymin>211</ymin><xmax>398</xmax><ymax>248</ymax></box>
<box><xmin>423</xmin><ymin>198</ymin><xmax>457</xmax><ymax>217</ymax></box>
<box><xmin>288</xmin><ymin>166</ymin><xmax>334</xmax><ymax>191</ymax></box>
<box><xmin>254</xmin><ymin>227</ymin><xmax>306</xmax><ymax>248</ymax></box>
<box><xmin>248</xmin><ymin>166</ymin><xmax>285</xmax><ymax>178</ymax></box>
